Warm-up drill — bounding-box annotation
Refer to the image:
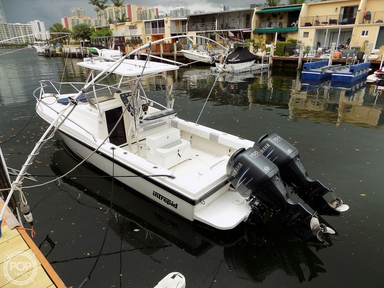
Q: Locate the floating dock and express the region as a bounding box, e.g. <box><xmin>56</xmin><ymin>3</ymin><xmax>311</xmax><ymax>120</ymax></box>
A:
<box><xmin>0</xmin><ymin>199</ymin><xmax>65</xmax><ymax>288</ymax></box>
<box><xmin>301</xmin><ymin>60</ymin><xmax>334</xmax><ymax>84</ymax></box>
<box><xmin>331</xmin><ymin>62</ymin><xmax>371</xmax><ymax>87</ymax></box>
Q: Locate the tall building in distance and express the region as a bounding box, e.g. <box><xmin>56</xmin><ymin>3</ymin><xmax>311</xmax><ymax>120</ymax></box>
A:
<box><xmin>127</xmin><ymin>4</ymin><xmax>138</xmax><ymax>22</ymax></box>
<box><xmin>105</xmin><ymin>5</ymin><xmax>128</xmax><ymax>23</ymax></box>
<box><xmin>71</xmin><ymin>7</ymin><xmax>85</xmax><ymax>18</ymax></box>
<box><xmin>0</xmin><ymin>0</ymin><xmax>47</xmax><ymax>44</ymax></box>
<box><xmin>169</xmin><ymin>7</ymin><xmax>191</xmax><ymax>17</ymax></box>
<box><xmin>0</xmin><ymin>0</ymin><xmax>6</xmax><ymax>23</ymax></box>
<box><xmin>137</xmin><ymin>7</ymin><xmax>158</xmax><ymax>20</ymax></box>
<box><xmin>30</xmin><ymin>20</ymin><xmax>48</xmax><ymax>40</ymax></box>
<box><xmin>61</xmin><ymin>15</ymin><xmax>108</xmax><ymax>30</ymax></box>
<box><xmin>0</xmin><ymin>22</ymin><xmax>34</xmax><ymax>43</ymax></box>
<box><xmin>103</xmin><ymin>4</ymin><xmax>159</xmax><ymax>23</ymax></box>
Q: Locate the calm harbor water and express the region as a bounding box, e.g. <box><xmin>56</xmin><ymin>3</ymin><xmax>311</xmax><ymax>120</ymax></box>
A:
<box><xmin>1</xmin><ymin>48</ymin><xmax>384</xmax><ymax>287</ymax></box>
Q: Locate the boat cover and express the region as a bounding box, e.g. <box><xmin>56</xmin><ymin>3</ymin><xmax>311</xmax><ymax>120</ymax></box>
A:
<box><xmin>225</xmin><ymin>47</ymin><xmax>258</xmax><ymax>64</ymax></box>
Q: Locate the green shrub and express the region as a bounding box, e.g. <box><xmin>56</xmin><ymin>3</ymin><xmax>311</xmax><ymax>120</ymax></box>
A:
<box><xmin>275</xmin><ymin>42</ymin><xmax>285</xmax><ymax>56</ymax></box>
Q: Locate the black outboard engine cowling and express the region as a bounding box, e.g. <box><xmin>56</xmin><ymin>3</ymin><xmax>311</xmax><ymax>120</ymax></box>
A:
<box><xmin>226</xmin><ymin>147</ymin><xmax>280</xmax><ymax>199</ymax></box>
<box><xmin>258</xmin><ymin>133</ymin><xmax>346</xmax><ymax>216</ymax></box>
<box><xmin>226</xmin><ymin>147</ymin><xmax>327</xmax><ymax>242</ymax></box>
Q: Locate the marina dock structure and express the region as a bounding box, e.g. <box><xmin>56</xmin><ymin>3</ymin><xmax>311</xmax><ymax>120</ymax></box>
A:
<box><xmin>0</xmin><ymin>199</ymin><xmax>65</xmax><ymax>288</ymax></box>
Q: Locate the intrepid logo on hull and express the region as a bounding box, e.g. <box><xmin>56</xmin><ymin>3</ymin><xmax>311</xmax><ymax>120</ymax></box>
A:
<box><xmin>153</xmin><ymin>191</ymin><xmax>178</xmax><ymax>209</ymax></box>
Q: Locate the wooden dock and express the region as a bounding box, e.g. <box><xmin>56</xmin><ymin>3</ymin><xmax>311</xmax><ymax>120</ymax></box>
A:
<box><xmin>0</xmin><ymin>199</ymin><xmax>65</xmax><ymax>288</ymax></box>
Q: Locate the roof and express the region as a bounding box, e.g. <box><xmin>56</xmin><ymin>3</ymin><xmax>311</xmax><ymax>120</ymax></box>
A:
<box><xmin>256</xmin><ymin>5</ymin><xmax>302</xmax><ymax>14</ymax></box>
<box><xmin>77</xmin><ymin>59</ymin><xmax>179</xmax><ymax>77</ymax></box>
<box><xmin>253</xmin><ymin>27</ymin><xmax>299</xmax><ymax>33</ymax></box>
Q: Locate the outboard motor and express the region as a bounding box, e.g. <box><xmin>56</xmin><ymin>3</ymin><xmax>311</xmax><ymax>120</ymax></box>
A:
<box><xmin>226</xmin><ymin>147</ymin><xmax>334</xmax><ymax>243</ymax></box>
<box><xmin>258</xmin><ymin>134</ymin><xmax>349</xmax><ymax>215</ymax></box>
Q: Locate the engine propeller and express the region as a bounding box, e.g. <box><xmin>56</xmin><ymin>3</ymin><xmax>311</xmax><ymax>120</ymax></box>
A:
<box><xmin>329</xmin><ymin>197</ymin><xmax>349</xmax><ymax>213</ymax></box>
<box><xmin>310</xmin><ymin>217</ymin><xmax>335</xmax><ymax>242</ymax></box>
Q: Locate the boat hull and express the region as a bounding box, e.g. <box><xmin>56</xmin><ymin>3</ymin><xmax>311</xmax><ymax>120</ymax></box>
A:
<box><xmin>59</xmin><ymin>131</ymin><xmax>197</xmax><ymax>221</ymax></box>
<box><xmin>215</xmin><ymin>60</ymin><xmax>256</xmax><ymax>72</ymax></box>
<box><xmin>58</xmin><ymin>130</ymin><xmax>251</xmax><ymax>230</ymax></box>
<box><xmin>180</xmin><ymin>50</ymin><xmax>215</xmax><ymax>64</ymax></box>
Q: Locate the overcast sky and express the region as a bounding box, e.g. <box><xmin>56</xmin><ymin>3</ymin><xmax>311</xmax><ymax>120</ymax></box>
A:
<box><xmin>2</xmin><ymin>0</ymin><xmax>267</xmax><ymax>28</ymax></box>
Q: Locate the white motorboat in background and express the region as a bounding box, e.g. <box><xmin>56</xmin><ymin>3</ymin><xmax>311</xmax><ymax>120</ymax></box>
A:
<box><xmin>366</xmin><ymin>53</ymin><xmax>384</xmax><ymax>84</ymax></box>
<box><xmin>31</xmin><ymin>36</ymin><xmax>348</xmax><ymax>243</ymax></box>
<box><xmin>87</xmin><ymin>45</ymin><xmax>123</xmax><ymax>61</ymax></box>
<box><xmin>180</xmin><ymin>49</ymin><xmax>217</xmax><ymax>64</ymax></box>
<box><xmin>32</xmin><ymin>41</ymin><xmax>50</xmax><ymax>56</ymax></box>
<box><xmin>215</xmin><ymin>47</ymin><xmax>259</xmax><ymax>72</ymax></box>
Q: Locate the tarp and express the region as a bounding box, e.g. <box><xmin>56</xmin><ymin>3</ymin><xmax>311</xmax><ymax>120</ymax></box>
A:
<box><xmin>225</xmin><ymin>47</ymin><xmax>258</xmax><ymax>64</ymax></box>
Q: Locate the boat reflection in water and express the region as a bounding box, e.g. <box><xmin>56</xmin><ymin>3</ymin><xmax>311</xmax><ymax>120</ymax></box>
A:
<box><xmin>182</xmin><ymin>68</ymin><xmax>384</xmax><ymax>129</ymax></box>
<box><xmin>51</xmin><ymin>143</ymin><xmax>330</xmax><ymax>284</ymax></box>
<box><xmin>290</xmin><ymin>79</ymin><xmax>384</xmax><ymax>128</ymax></box>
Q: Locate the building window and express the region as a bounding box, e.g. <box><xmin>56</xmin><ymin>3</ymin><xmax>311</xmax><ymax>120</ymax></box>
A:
<box><xmin>303</xmin><ymin>32</ymin><xmax>309</xmax><ymax>38</ymax></box>
<box><xmin>361</xmin><ymin>30</ymin><xmax>369</xmax><ymax>37</ymax></box>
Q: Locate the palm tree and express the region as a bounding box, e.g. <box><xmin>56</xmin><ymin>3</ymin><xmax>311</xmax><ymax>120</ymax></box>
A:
<box><xmin>49</xmin><ymin>23</ymin><xmax>71</xmax><ymax>45</ymax></box>
<box><xmin>288</xmin><ymin>0</ymin><xmax>305</xmax><ymax>4</ymax></box>
<box><xmin>89</xmin><ymin>0</ymin><xmax>108</xmax><ymax>19</ymax></box>
<box><xmin>93</xmin><ymin>6</ymin><xmax>100</xmax><ymax>18</ymax></box>
<box><xmin>265</xmin><ymin>0</ymin><xmax>281</xmax><ymax>7</ymax></box>
<box><xmin>111</xmin><ymin>0</ymin><xmax>125</xmax><ymax>23</ymax></box>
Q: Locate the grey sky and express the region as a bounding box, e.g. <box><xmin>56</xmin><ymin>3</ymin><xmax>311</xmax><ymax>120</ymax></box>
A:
<box><xmin>2</xmin><ymin>0</ymin><xmax>266</xmax><ymax>28</ymax></box>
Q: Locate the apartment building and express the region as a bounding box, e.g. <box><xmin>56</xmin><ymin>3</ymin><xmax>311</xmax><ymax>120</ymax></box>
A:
<box><xmin>0</xmin><ymin>20</ymin><xmax>47</xmax><ymax>44</ymax></box>
<box><xmin>138</xmin><ymin>7</ymin><xmax>159</xmax><ymax>21</ymax></box>
<box><xmin>253</xmin><ymin>5</ymin><xmax>301</xmax><ymax>44</ymax></box>
<box><xmin>109</xmin><ymin>0</ymin><xmax>384</xmax><ymax>56</ymax></box>
<box><xmin>71</xmin><ymin>7</ymin><xmax>85</xmax><ymax>18</ymax></box>
<box><xmin>186</xmin><ymin>8</ymin><xmax>256</xmax><ymax>46</ymax></box>
<box><xmin>299</xmin><ymin>0</ymin><xmax>384</xmax><ymax>52</ymax></box>
<box><xmin>143</xmin><ymin>17</ymin><xmax>186</xmax><ymax>43</ymax></box>
<box><xmin>61</xmin><ymin>15</ymin><xmax>108</xmax><ymax>30</ymax></box>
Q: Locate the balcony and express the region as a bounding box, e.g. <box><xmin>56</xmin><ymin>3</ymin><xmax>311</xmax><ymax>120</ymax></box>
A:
<box><xmin>188</xmin><ymin>22</ymin><xmax>216</xmax><ymax>32</ymax></box>
<box><xmin>217</xmin><ymin>21</ymin><xmax>251</xmax><ymax>30</ymax></box>
<box><xmin>127</xmin><ymin>29</ymin><xmax>141</xmax><ymax>36</ymax></box>
<box><xmin>256</xmin><ymin>20</ymin><xmax>289</xmax><ymax>29</ymax></box>
<box><xmin>300</xmin><ymin>15</ymin><xmax>342</xmax><ymax>27</ymax></box>
<box><xmin>145</xmin><ymin>27</ymin><xmax>165</xmax><ymax>35</ymax></box>
<box><xmin>170</xmin><ymin>24</ymin><xmax>187</xmax><ymax>34</ymax></box>
<box><xmin>356</xmin><ymin>11</ymin><xmax>384</xmax><ymax>24</ymax></box>
<box><xmin>112</xmin><ymin>31</ymin><xmax>125</xmax><ymax>37</ymax></box>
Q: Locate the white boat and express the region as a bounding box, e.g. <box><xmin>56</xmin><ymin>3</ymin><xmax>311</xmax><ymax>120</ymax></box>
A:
<box><xmin>180</xmin><ymin>49</ymin><xmax>216</xmax><ymax>64</ymax></box>
<box><xmin>87</xmin><ymin>46</ymin><xmax>123</xmax><ymax>61</ymax></box>
<box><xmin>32</xmin><ymin>37</ymin><xmax>348</xmax><ymax>243</ymax></box>
<box><xmin>215</xmin><ymin>47</ymin><xmax>259</xmax><ymax>72</ymax></box>
<box><xmin>32</xmin><ymin>41</ymin><xmax>49</xmax><ymax>56</ymax></box>
<box><xmin>366</xmin><ymin>53</ymin><xmax>384</xmax><ymax>84</ymax></box>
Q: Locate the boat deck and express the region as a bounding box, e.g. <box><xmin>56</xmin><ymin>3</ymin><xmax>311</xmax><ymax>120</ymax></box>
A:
<box><xmin>0</xmin><ymin>199</ymin><xmax>65</xmax><ymax>288</ymax></box>
<box><xmin>129</xmin><ymin>141</ymin><xmax>228</xmax><ymax>179</ymax></box>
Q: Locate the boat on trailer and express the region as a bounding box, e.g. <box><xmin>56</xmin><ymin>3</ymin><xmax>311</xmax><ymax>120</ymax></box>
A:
<box><xmin>33</xmin><ymin>36</ymin><xmax>348</xmax><ymax>243</ymax></box>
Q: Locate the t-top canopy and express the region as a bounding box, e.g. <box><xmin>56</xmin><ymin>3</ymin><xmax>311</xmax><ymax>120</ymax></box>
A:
<box><xmin>77</xmin><ymin>58</ymin><xmax>179</xmax><ymax>77</ymax></box>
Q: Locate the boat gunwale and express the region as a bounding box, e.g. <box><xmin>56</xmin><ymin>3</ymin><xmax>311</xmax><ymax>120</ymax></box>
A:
<box><xmin>58</xmin><ymin>129</ymin><xmax>231</xmax><ymax>206</ymax></box>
